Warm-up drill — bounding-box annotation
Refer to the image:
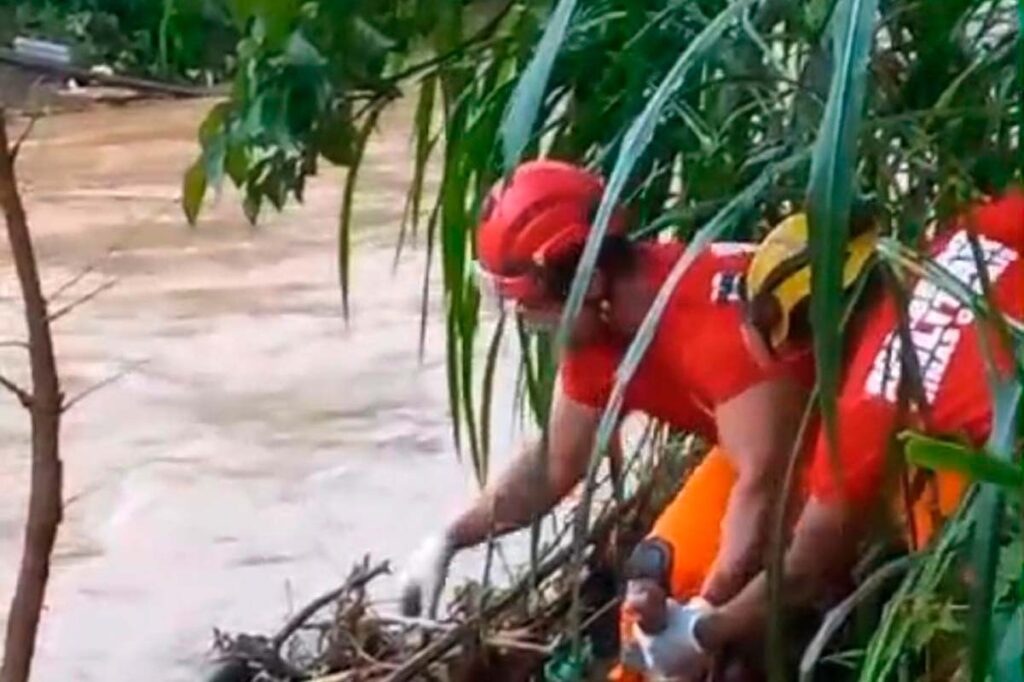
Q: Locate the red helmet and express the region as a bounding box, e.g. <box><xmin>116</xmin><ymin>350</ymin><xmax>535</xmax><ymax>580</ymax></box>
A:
<box><xmin>475</xmin><ymin>159</ymin><xmax>626</xmax><ymax>302</ymax></box>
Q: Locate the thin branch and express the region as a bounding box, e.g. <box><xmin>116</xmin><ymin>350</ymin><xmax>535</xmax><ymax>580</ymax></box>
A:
<box><xmin>47</xmin><ymin>264</ymin><xmax>97</xmax><ymax>302</ymax></box>
<box><xmin>62</xmin><ymin>359</ymin><xmax>148</xmax><ymax>412</ymax></box>
<box><xmin>0</xmin><ymin>340</ymin><xmax>29</xmax><ymax>351</ymax></box>
<box><xmin>0</xmin><ymin>373</ymin><xmax>31</xmax><ymax>407</ymax></box>
<box><xmin>47</xmin><ymin>279</ymin><xmax>117</xmax><ymax>323</ymax></box>
<box><xmin>271</xmin><ymin>560</ymin><xmax>390</xmax><ymax>653</ymax></box>
<box><xmin>384</xmin><ymin>0</ymin><xmax>516</xmax><ymax>85</ymax></box>
<box><xmin>368</xmin><ymin>614</ymin><xmax>455</xmax><ymax>632</ymax></box>
<box><xmin>388</xmin><ymin>488</ymin><xmax>646</xmax><ymax>682</ymax></box>
<box><xmin>9</xmin><ymin>114</ymin><xmax>40</xmax><ymax>162</ymax></box>
<box><xmin>799</xmin><ymin>556</ymin><xmax>916</xmax><ymax>681</ymax></box>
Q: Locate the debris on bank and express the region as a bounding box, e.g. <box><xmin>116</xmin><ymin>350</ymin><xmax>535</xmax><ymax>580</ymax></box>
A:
<box><xmin>0</xmin><ymin>36</ymin><xmax>222</xmax><ymax>113</ymax></box>
<box><xmin>201</xmin><ymin>444</ymin><xmax>695</xmax><ymax>682</ymax></box>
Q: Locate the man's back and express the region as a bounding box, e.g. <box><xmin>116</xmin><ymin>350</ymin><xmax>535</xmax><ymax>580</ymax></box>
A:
<box><xmin>560</xmin><ymin>240</ymin><xmax>814</xmax><ymax>438</ymax></box>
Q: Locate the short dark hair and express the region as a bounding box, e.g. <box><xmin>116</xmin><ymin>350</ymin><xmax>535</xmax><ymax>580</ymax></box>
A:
<box><xmin>535</xmin><ymin>235</ymin><xmax>637</xmax><ymax>301</ymax></box>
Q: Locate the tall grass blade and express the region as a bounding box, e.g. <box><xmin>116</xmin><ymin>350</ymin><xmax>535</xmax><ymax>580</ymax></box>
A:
<box><xmin>805</xmin><ymin>0</ymin><xmax>879</xmax><ymax>461</ymax></box>
<box><xmin>903</xmin><ymin>433</ymin><xmax>1023</xmax><ymax>492</ymax></box>
<box><xmin>338</xmin><ymin>108</ymin><xmax>382</xmax><ymax>319</ymax></box>
<box><xmin>969</xmin><ymin>368</ymin><xmax>1022</xmax><ymax>681</ymax></box>
<box><xmin>395</xmin><ymin>74</ymin><xmax>438</xmax><ymax>269</ymax></box>
<box><xmin>446</xmin><ymin>310</ymin><xmax>463</xmax><ymax>457</ymax></box>
<box><xmin>1018</xmin><ymin>0</ymin><xmax>1023</xmax><ymax>178</ymax></box>
<box><xmin>995</xmin><ymin>606</ymin><xmax>1023</xmax><ymax>682</ymax></box>
<box><xmin>418</xmin><ymin>201</ymin><xmax>442</xmax><ymax>360</ymax></box>
<box><xmin>500</xmin><ymin>0</ymin><xmax>578</xmax><ymax>172</ymax></box>
<box><xmin>557</xmin><ymin>0</ymin><xmax>758</xmax><ymax>357</ymax></box>
<box><xmin>459</xmin><ymin>286</ymin><xmax>484</xmax><ymax>484</ymax></box>
<box><xmin>479</xmin><ymin>312</ymin><xmax>507</xmax><ymax>485</ymax></box>
<box><xmin>800</xmin><ymin>556</ymin><xmax>916</xmax><ymax>682</ymax></box>
<box><xmin>858</xmin><ymin>493</ymin><xmax>978</xmax><ymax>680</ymax></box>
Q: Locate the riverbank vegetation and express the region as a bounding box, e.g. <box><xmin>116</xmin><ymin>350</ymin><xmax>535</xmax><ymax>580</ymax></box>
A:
<box><xmin>186</xmin><ymin>0</ymin><xmax>1022</xmax><ymax>680</ymax></box>
<box><xmin>0</xmin><ymin>0</ymin><xmax>238</xmax><ymax>83</ymax></box>
<box><xmin>1</xmin><ymin>0</ymin><xmax>1020</xmax><ymax>680</ymax></box>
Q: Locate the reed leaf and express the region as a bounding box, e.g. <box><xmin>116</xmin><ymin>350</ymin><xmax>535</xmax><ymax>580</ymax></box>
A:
<box><xmin>903</xmin><ymin>433</ymin><xmax>1023</xmax><ymax>492</ymax></box>
<box><xmin>338</xmin><ymin>106</ymin><xmax>382</xmax><ymax>319</ymax></box>
<box><xmin>500</xmin><ymin>0</ymin><xmax>578</xmax><ymax>172</ymax></box>
<box><xmin>805</xmin><ymin>0</ymin><xmax>879</xmax><ymax>464</ymax></box>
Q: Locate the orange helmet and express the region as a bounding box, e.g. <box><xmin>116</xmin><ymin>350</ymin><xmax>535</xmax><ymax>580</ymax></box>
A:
<box><xmin>475</xmin><ymin>160</ymin><xmax>626</xmax><ymax>302</ymax></box>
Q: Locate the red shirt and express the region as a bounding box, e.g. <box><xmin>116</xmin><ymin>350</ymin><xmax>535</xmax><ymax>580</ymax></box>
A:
<box><xmin>809</xmin><ymin>191</ymin><xmax>1024</xmax><ymax>502</ymax></box>
<box><xmin>560</xmin><ymin>241</ymin><xmax>814</xmax><ymax>440</ymax></box>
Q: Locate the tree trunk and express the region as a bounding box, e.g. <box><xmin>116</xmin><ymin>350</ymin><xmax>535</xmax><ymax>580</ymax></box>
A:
<box><xmin>0</xmin><ymin>109</ymin><xmax>64</xmax><ymax>682</ymax></box>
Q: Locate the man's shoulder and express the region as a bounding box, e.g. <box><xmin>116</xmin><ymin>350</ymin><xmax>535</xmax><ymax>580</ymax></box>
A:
<box><xmin>642</xmin><ymin>239</ymin><xmax>753</xmax><ymax>307</ymax></box>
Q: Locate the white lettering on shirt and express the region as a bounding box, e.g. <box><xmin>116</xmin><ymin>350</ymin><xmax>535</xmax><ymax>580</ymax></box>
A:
<box><xmin>864</xmin><ymin>230</ymin><xmax>1018</xmax><ymax>404</ymax></box>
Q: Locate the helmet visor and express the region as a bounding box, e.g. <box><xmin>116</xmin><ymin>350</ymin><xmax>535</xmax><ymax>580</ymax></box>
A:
<box><xmin>473</xmin><ymin>261</ymin><xmax>544</xmax><ymax>311</ymax></box>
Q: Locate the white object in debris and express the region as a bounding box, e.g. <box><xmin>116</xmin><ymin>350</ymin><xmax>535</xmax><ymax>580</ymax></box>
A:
<box><xmin>13</xmin><ymin>36</ymin><xmax>73</xmax><ymax>65</ymax></box>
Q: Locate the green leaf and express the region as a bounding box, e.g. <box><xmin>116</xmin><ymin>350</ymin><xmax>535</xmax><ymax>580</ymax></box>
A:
<box><xmin>500</xmin><ymin>0</ymin><xmax>578</xmax><ymax>172</ymax></box>
<box><xmin>969</xmin><ymin>357</ymin><xmax>1023</xmax><ymax>681</ymax></box>
<box><xmin>337</xmin><ymin>108</ymin><xmax>380</xmax><ymax>318</ymax></box>
<box><xmin>903</xmin><ymin>432</ymin><xmax>1024</xmax><ymax>492</ymax></box>
<box><xmin>995</xmin><ymin>607</ymin><xmax>1023</xmax><ymax>682</ymax></box>
<box><xmin>317</xmin><ymin>113</ymin><xmax>357</xmax><ymax>166</ymax></box>
<box><xmin>225</xmin><ymin>143</ymin><xmax>249</xmax><ymax>186</ymax></box>
<box><xmin>283</xmin><ymin>30</ymin><xmax>325</xmax><ymax>67</ymax></box>
<box><xmin>407</xmin><ymin>74</ymin><xmax>437</xmax><ymax>238</ymax></box>
<box><xmin>805</xmin><ymin>0</ymin><xmax>879</xmax><ymax>471</ymax></box>
<box><xmin>199</xmin><ymin>102</ymin><xmax>230</xmax><ymax>147</ymax></box>
<box><xmin>243</xmin><ymin>182</ymin><xmax>262</xmax><ymax>225</ymax></box>
<box><xmin>479</xmin><ymin>312</ymin><xmax>507</xmax><ymax>486</ymax></box>
<box><xmin>252</xmin><ymin>0</ymin><xmax>300</xmax><ymax>47</ymax></box>
<box><xmin>182</xmin><ymin>161</ymin><xmax>207</xmax><ymax>226</ymax></box>
<box><xmin>198</xmin><ymin>102</ymin><xmax>229</xmax><ymax>191</ymax></box>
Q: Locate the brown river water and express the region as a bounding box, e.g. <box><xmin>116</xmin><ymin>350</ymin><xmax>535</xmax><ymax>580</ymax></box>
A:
<box><xmin>0</xmin><ymin>99</ymin><xmax>525</xmax><ymax>681</ymax></box>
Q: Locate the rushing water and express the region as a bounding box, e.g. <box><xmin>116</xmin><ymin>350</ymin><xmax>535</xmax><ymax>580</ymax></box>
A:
<box><xmin>0</xmin><ymin>98</ymin><xmax>523</xmax><ymax>681</ymax></box>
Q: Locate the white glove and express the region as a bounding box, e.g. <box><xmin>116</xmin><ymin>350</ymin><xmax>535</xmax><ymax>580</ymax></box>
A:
<box><xmin>397</xmin><ymin>532</ymin><xmax>456</xmax><ymax>618</ymax></box>
<box><xmin>632</xmin><ymin>597</ymin><xmax>712</xmax><ymax>680</ymax></box>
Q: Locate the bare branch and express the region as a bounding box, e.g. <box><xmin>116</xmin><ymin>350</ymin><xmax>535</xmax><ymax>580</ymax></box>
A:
<box><xmin>0</xmin><ymin>373</ymin><xmax>31</xmax><ymax>407</ymax></box>
<box><xmin>48</xmin><ymin>264</ymin><xmax>97</xmax><ymax>301</ymax></box>
<box><xmin>0</xmin><ymin>340</ymin><xmax>29</xmax><ymax>351</ymax></box>
<box><xmin>9</xmin><ymin>114</ymin><xmax>40</xmax><ymax>162</ymax></box>
<box><xmin>47</xmin><ymin>278</ymin><xmax>118</xmax><ymax>323</ymax></box>
<box><xmin>63</xmin><ymin>359</ymin><xmax>148</xmax><ymax>412</ymax></box>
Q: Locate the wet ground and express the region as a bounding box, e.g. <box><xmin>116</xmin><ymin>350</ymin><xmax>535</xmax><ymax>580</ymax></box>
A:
<box><xmin>0</xmin><ymin>98</ymin><xmax>522</xmax><ymax>681</ymax></box>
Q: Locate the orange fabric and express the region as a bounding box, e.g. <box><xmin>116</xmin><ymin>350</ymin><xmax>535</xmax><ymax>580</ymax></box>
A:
<box><xmin>650</xmin><ymin>447</ymin><xmax>737</xmax><ymax>599</ymax></box>
<box><xmin>902</xmin><ymin>471</ymin><xmax>970</xmax><ymax>549</ymax></box>
<box><xmin>609</xmin><ymin>662</ymin><xmax>644</xmax><ymax>682</ymax></box>
<box><xmin>614</xmin><ymin>448</ymin><xmax>736</xmax><ymax>681</ymax></box>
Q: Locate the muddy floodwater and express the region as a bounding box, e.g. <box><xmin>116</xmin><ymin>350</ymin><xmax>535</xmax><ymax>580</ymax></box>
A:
<box><xmin>0</xmin><ymin>99</ymin><xmax>524</xmax><ymax>681</ymax></box>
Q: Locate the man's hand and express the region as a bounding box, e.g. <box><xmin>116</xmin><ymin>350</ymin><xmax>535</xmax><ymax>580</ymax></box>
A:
<box><xmin>397</xmin><ymin>532</ymin><xmax>455</xmax><ymax>618</ymax></box>
<box><xmin>633</xmin><ymin>597</ymin><xmax>714</xmax><ymax>680</ymax></box>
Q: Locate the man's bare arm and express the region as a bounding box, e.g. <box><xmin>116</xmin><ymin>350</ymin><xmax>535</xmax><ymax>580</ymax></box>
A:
<box><xmin>697</xmin><ymin>497</ymin><xmax>861</xmax><ymax>648</ymax></box>
<box><xmin>702</xmin><ymin>378</ymin><xmax>809</xmax><ymax>604</ymax></box>
<box><xmin>446</xmin><ymin>390</ymin><xmax>605</xmax><ymax>550</ymax></box>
